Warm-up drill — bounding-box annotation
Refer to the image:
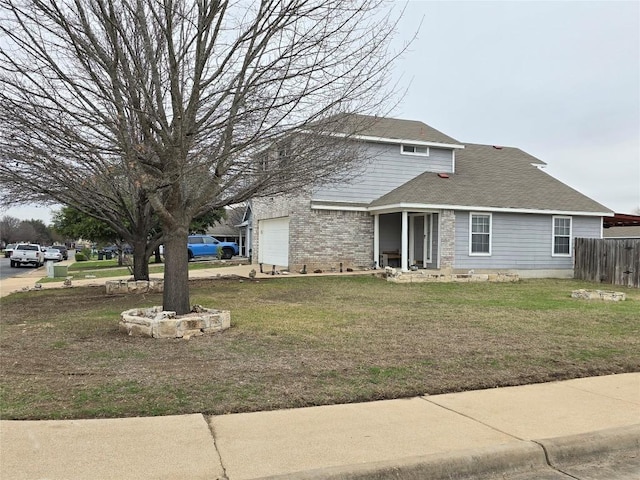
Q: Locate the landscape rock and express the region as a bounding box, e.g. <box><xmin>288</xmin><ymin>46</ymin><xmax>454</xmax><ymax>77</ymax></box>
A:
<box><xmin>119</xmin><ymin>305</ymin><xmax>231</xmax><ymax>338</ymax></box>
<box><xmin>571</xmin><ymin>289</ymin><xmax>626</xmax><ymax>301</ymax></box>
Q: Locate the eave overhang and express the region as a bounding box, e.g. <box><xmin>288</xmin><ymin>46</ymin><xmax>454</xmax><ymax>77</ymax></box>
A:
<box><xmin>312</xmin><ymin>200</ymin><xmax>614</xmax><ymax>218</ymax></box>
<box><xmin>300</xmin><ymin>130</ymin><xmax>465</xmax><ymax>150</ymax></box>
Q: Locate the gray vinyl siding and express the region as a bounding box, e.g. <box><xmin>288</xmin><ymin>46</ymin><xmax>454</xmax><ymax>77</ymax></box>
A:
<box><xmin>313</xmin><ymin>143</ymin><xmax>454</xmax><ymax>203</ymax></box>
<box><xmin>454</xmin><ymin>212</ymin><xmax>602</xmax><ymax>270</ymax></box>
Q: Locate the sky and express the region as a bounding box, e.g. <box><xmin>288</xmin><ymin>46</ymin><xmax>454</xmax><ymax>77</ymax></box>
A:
<box><xmin>2</xmin><ymin>0</ymin><xmax>639</xmax><ymax>224</ymax></box>
<box><xmin>388</xmin><ymin>0</ymin><xmax>640</xmax><ymax>214</ymax></box>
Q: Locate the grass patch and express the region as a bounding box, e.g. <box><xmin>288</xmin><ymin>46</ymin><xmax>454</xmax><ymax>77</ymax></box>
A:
<box><xmin>1</xmin><ymin>276</ymin><xmax>638</xmax><ymax>420</ymax></box>
<box><xmin>39</xmin><ymin>259</ymin><xmax>245</xmax><ymax>283</ymax></box>
<box><xmin>69</xmin><ymin>259</ymin><xmax>122</xmax><ymax>271</ymax></box>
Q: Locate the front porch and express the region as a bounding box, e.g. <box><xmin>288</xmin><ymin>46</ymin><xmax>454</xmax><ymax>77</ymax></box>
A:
<box><xmin>373</xmin><ymin>209</ymin><xmax>455</xmax><ymax>272</ymax></box>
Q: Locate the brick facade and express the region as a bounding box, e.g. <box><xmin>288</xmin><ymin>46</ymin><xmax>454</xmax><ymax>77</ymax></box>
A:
<box><xmin>252</xmin><ymin>193</ymin><xmax>374</xmax><ymax>272</ymax></box>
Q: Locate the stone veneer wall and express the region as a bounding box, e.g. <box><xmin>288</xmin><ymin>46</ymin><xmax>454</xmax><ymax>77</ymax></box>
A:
<box><xmin>252</xmin><ymin>193</ymin><xmax>374</xmax><ymax>272</ymax></box>
<box><xmin>439</xmin><ymin>209</ymin><xmax>455</xmax><ymax>270</ymax></box>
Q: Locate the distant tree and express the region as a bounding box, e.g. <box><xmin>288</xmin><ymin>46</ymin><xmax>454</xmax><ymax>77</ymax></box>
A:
<box><xmin>0</xmin><ymin>215</ymin><xmax>20</xmax><ymax>245</ymax></box>
<box><xmin>53</xmin><ymin>206</ymin><xmax>126</xmax><ymax>260</ymax></box>
<box><xmin>53</xmin><ymin>205</ymin><xmax>225</xmax><ymax>266</ymax></box>
<box><xmin>632</xmin><ymin>207</ymin><xmax>640</xmax><ymax>215</ymax></box>
<box><xmin>11</xmin><ymin>219</ymin><xmax>52</xmax><ymax>245</ymax></box>
<box><xmin>0</xmin><ymin>1</ymin><xmax>403</xmax><ymax>314</ymax></box>
<box><xmin>53</xmin><ymin>207</ymin><xmax>119</xmax><ymax>245</ymax></box>
<box><xmin>189</xmin><ymin>210</ymin><xmax>226</xmax><ymax>235</ymax></box>
<box><xmin>24</xmin><ymin>219</ymin><xmax>52</xmax><ymax>245</ymax></box>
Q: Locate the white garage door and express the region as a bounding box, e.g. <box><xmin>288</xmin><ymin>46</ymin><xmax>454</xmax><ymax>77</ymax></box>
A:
<box><xmin>259</xmin><ymin>217</ymin><xmax>290</xmax><ymax>267</ymax></box>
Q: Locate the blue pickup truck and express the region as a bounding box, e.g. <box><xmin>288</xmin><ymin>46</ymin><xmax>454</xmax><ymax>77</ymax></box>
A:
<box><xmin>187</xmin><ymin>235</ymin><xmax>239</xmax><ymax>260</ymax></box>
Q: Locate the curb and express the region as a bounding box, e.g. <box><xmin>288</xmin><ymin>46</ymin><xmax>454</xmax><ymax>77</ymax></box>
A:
<box><xmin>253</xmin><ymin>442</ymin><xmax>549</xmax><ymax>480</ymax></box>
<box><xmin>254</xmin><ymin>425</ymin><xmax>640</xmax><ymax>480</ymax></box>
<box><xmin>536</xmin><ymin>423</ymin><xmax>640</xmax><ymax>467</ymax></box>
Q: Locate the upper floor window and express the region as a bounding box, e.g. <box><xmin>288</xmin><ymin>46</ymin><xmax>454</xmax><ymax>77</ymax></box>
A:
<box><xmin>552</xmin><ymin>216</ymin><xmax>572</xmax><ymax>256</ymax></box>
<box><xmin>401</xmin><ymin>144</ymin><xmax>429</xmax><ymax>156</ymax></box>
<box><xmin>258</xmin><ymin>152</ymin><xmax>269</xmax><ymax>171</ymax></box>
<box><xmin>470</xmin><ymin>213</ymin><xmax>491</xmax><ymax>255</ymax></box>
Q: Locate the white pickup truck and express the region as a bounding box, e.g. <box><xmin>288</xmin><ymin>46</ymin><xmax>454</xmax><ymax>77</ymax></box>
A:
<box><xmin>10</xmin><ymin>243</ymin><xmax>44</xmax><ymax>268</ymax></box>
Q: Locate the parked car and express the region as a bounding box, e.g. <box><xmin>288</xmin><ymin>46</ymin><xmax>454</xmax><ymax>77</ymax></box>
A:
<box><xmin>187</xmin><ymin>234</ymin><xmax>239</xmax><ymax>260</ymax></box>
<box><xmin>101</xmin><ymin>244</ymin><xmax>133</xmax><ymax>255</ymax></box>
<box><xmin>44</xmin><ymin>248</ymin><xmax>63</xmax><ymax>262</ymax></box>
<box><xmin>4</xmin><ymin>243</ymin><xmax>15</xmax><ymax>258</ymax></box>
<box><xmin>51</xmin><ymin>245</ymin><xmax>69</xmax><ymax>260</ymax></box>
<box><xmin>10</xmin><ymin>243</ymin><xmax>44</xmax><ymax>268</ymax></box>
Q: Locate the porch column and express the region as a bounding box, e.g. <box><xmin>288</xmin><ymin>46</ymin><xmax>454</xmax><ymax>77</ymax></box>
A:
<box><xmin>373</xmin><ymin>214</ymin><xmax>380</xmax><ymax>268</ymax></box>
<box><xmin>401</xmin><ymin>210</ymin><xmax>409</xmax><ymax>271</ymax></box>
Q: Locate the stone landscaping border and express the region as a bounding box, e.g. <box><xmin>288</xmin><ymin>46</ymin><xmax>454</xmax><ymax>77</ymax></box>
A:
<box><xmin>571</xmin><ymin>289</ymin><xmax>626</xmax><ymax>301</ymax></box>
<box><xmin>106</xmin><ymin>279</ymin><xmax>164</xmax><ymax>295</ymax></box>
<box><xmin>384</xmin><ymin>268</ymin><xmax>520</xmax><ymax>284</ymax></box>
<box><xmin>119</xmin><ymin>305</ymin><xmax>231</xmax><ymax>339</ymax></box>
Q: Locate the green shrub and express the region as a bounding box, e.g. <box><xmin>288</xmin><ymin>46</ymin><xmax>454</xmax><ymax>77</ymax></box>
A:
<box><xmin>75</xmin><ymin>252</ymin><xmax>88</xmax><ymax>261</ymax></box>
<box><xmin>81</xmin><ymin>247</ymin><xmax>92</xmax><ymax>260</ymax></box>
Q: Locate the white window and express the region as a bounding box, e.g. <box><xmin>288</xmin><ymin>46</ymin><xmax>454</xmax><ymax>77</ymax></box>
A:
<box><xmin>552</xmin><ymin>216</ymin><xmax>572</xmax><ymax>256</ymax></box>
<box><xmin>469</xmin><ymin>213</ymin><xmax>491</xmax><ymax>255</ymax></box>
<box><xmin>401</xmin><ymin>144</ymin><xmax>429</xmax><ymax>156</ymax></box>
<box><xmin>258</xmin><ymin>152</ymin><xmax>269</xmax><ymax>171</ymax></box>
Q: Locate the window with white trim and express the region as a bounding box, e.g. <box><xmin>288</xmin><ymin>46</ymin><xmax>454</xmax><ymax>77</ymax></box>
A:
<box><xmin>470</xmin><ymin>213</ymin><xmax>491</xmax><ymax>255</ymax></box>
<box><xmin>401</xmin><ymin>144</ymin><xmax>429</xmax><ymax>156</ymax></box>
<box><xmin>552</xmin><ymin>216</ymin><xmax>572</xmax><ymax>256</ymax></box>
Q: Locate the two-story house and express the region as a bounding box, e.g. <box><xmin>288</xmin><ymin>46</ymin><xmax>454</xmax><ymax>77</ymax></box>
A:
<box><xmin>248</xmin><ymin>114</ymin><xmax>612</xmax><ymax>277</ymax></box>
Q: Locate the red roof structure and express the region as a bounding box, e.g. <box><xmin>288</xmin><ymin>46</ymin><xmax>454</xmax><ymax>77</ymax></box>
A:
<box><xmin>603</xmin><ymin>213</ymin><xmax>640</xmax><ymax>228</ymax></box>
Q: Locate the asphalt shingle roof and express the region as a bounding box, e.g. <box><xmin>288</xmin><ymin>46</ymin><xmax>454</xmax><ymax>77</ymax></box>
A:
<box><xmin>328</xmin><ymin>113</ymin><xmax>461</xmax><ymax>145</ymax></box>
<box><xmin>369</xmin><ymin>143</ymin><xmax>612</xmax><ymax>214</ymax></box>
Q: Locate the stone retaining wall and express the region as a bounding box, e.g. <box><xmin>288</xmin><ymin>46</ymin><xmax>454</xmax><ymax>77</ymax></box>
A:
<box><xmin>106</xmin><ymin>279</ymin><xmax>164</xmax><ymax>295</ymax></box>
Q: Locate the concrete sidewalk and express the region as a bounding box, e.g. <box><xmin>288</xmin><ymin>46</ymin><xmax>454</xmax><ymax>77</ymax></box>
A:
<box><xmin>1</xmin><ymin>373</ymin><xmax>638</xmax><ymax>479</ymax></box>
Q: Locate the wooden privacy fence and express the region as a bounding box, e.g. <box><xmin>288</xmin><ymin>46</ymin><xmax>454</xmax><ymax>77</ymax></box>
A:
<box><xmin>574</xmin><ymin>238</ymin><xmax>640</xmax><ymax>288</ymax></box>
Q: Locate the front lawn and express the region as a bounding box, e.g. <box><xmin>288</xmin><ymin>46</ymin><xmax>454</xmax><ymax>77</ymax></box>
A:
<box><xmin>1</xmin><ymin>276</ymin><xmax>638</xmax><ymax>420</ymax></box>
<box><xmin>37</xmin><ymin>258</ymin><xmax>245</xmax><ymax>283</ymax></box>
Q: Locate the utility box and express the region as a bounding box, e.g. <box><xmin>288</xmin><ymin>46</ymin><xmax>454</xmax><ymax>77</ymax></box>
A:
<box><xmin>53</xmin><ymin>265</ymin><xmax>68</xmax><ymax>278</ymax></box>
<box><xmin>46</xmin><ymin>261</ymin><xmax>55</xmax><ymax>278</ymax></box>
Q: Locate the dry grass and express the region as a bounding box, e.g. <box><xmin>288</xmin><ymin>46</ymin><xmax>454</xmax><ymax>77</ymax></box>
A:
<box><xmin>1</xmin><ymin>275</ymin><xmax>638</xmax><ymax>420</ymax></box>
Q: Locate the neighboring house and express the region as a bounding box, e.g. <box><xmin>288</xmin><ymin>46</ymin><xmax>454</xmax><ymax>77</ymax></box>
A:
<box><xmin>250</xmin><ymin>115</ymin><xmax>613</xmax><ymax>277</ymax></box>
<box><xmin>603</xmin><ymin>227</ymin><xmax>640</xmax><ymax>239</ymax></box>
<box><xmin>236</xmin><ymin>204</ymin><xmax>253</xmax><ymax>259</ymax></box>
<box><xmin>206</xmin><ymin>206</ymin><xmax>245</xmax><ymax>252</ymax></box>
<box><xmin>603</xmin><ymin>213</ymin><xmax>640</xmax><ymax>239</ymax></box>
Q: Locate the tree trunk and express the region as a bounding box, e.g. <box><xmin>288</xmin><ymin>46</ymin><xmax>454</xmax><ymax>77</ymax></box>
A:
<box><xmin>132</xmin><ymin>240</ymin><xmax>150</xmax><ymax>281</ymax></box>
<box><xmin>162</xmin><ymin>227</ymin><xmax>190</xmax><ymax>314</ymax></box>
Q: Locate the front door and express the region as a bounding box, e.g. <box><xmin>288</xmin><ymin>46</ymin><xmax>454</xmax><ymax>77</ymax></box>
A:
<box><xmin>409</xmin><ymin>214</ymin><xmax>432</xmax><ymax>268</ymax></box>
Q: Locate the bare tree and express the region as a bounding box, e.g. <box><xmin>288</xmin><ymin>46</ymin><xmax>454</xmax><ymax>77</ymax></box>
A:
<box><xmin>0</xmin><ymin>0</ymin><xmax>403</xmax><ymax>314</ymax></box>
<box><xmin>0</xmin><ymin>215</ymin><xmax>21</xmax><ymax>244</ymax></box>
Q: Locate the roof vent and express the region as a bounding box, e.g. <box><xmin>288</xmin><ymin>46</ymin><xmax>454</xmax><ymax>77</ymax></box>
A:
<box><xmin>438</xmin><ymin>173</ymin><xmax>449</xmax><ymax>179</ymax></box>
<box><xmin>493</xmin><ymin>145</ymin><xmax>503</xmax><ymax>150</ymax></box>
